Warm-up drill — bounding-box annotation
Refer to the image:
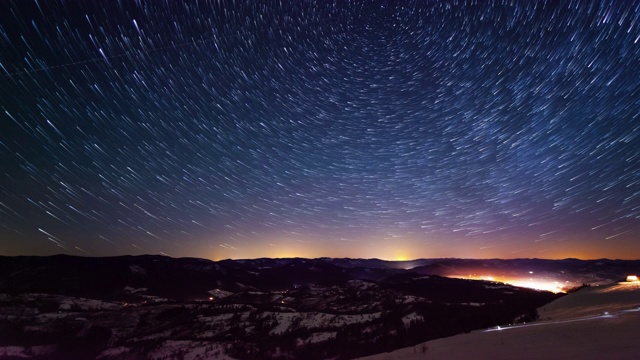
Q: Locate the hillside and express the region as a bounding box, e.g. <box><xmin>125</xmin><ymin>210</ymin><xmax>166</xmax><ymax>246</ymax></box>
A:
<box><xmin>358</xmin><ymin>281</ymin><xmax>640</xmax><ymax>360</ymax></box>
<box><xmin>0</xmin><ymin>255</ymin><xmax>562</xmax><ymax>359</ymax></box>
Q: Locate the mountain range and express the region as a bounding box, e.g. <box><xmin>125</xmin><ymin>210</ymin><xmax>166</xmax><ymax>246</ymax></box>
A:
<box><xmin>1</xmin><ymin>255</ymin><xmax>638</xmax><ymax>359</ymax></box>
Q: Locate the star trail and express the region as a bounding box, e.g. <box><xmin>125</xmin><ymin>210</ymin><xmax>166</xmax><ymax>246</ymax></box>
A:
<box><xmin>1</xmin><ymin>0</ymin><xmax>639</xmax><ymax>260</ymax></box>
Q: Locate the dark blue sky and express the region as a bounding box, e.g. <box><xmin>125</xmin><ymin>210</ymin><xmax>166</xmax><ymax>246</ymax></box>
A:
<box><xmin>1</xmin><ymin>0</ymin><xmax>639</xmax><ymax>260</ymax></box>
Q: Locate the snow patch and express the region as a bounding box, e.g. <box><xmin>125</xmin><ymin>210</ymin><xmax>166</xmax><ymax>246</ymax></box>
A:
<box><xmin>402</xmin><ymin>312</ymin><xmax>423</xmax><ymax>327</ymax></box>
<box><xmin>208</xmin><ymin>289</ymin><xmax>233</xmax><ymax>298</ymax></box>
<box><xmin>129</xmin><ymin>265</ymin><xmax>147</xmax><ymax>276</ymax></box>
<box><xmin>297</xmin><ymin>332</ymin><xmax>337</xmax><ymax>345</ymax></box>
<box><xmin>123</xmin><ymin>286</ymin><xmax>148</xmax><ymax>294</ymax></box>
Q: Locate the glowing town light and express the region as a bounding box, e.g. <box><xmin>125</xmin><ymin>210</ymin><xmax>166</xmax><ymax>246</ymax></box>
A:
<box><xmin>507</xmin><ymin>279</ymin><xmax>566</xmax><ymax>293</ymax></box>
<box><xmin>626</xmin><ymin>275</ymin><xmax>639</xmax><ymax>282</ymax></box>
<box><xmin>447</xmin><ymin>274</ymin><xmax>567</xmax><ymax>293</ymax></box>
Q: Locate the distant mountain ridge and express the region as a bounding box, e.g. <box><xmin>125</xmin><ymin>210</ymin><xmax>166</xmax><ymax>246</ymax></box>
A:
<box><xmin>408</xmin><ymin>258</ymin><xmax>640</xmax><ymax>286</ymax></box>
<box><xmin>1</xmin><ymin>255</ymin><xmax>638</xmax><ymax>301</ymax></box>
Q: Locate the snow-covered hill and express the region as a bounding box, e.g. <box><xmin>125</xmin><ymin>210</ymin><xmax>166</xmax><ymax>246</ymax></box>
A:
<box><xmin>358</xmin><ymin>281</ymin><xmax>640</xmax><ymax>360</ymax></box>
<box><xmin>0</xmin><ymin>255</ymin><xmax>563</xmax><ymax>359</ymax></box>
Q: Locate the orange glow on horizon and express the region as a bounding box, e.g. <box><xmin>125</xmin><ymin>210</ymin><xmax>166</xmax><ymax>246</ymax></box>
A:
<box><xmin>226</xmin><ymin>248</ymin><xmax>640</xmax><ymax>262</ymax></box>
<box><xmin>391</xmin><ymin>251</ymin><xmax>410</xmax><ymax>261</ymax></box>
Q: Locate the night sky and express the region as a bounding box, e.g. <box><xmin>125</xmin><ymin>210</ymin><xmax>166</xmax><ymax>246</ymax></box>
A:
<box><xmin>1</xmin><ymin>1</ymin><xmax>639</xmax><ymax>261</ymax></box>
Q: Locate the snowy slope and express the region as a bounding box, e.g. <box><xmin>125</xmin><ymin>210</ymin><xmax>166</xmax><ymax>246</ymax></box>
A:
<box><xmin>358</xmin><ymin>281</ymin><xmax>640</xmax><ymax>360</ymax></box>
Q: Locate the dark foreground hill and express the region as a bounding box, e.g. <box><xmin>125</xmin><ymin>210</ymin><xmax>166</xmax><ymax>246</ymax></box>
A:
<box><xmin>0</xmin><ymin>255</ymin><xmax>584</xmax><ymax>359</ymax></box>
<box><xmin>359</xmin><ymin>281</ymin><xmax>640</xmax><ymax>360</ymax></box>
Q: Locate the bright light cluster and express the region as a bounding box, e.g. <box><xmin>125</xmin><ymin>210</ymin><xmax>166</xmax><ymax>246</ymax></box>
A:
<box><xmin>506</xmin><ymin>279</ymin><xmax>567</xmax><ymax>294</ymax></box>
<box><xmin>450</xmin><ymin>275</ymin><xmax>568</xmax><ymax>293</ymax></box>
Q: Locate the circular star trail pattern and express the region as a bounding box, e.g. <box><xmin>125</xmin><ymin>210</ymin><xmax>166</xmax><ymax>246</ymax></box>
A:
<box><xmin>1</xmin><ymin>0</ymin><xmax>639</xmax><ymax>260</ymax></box>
